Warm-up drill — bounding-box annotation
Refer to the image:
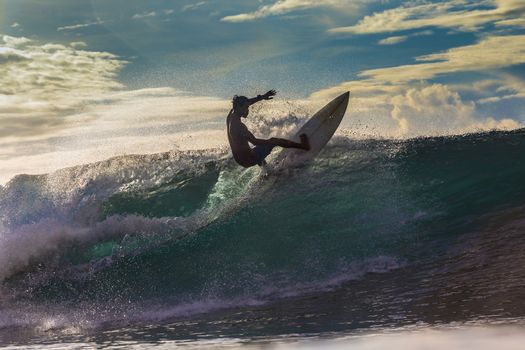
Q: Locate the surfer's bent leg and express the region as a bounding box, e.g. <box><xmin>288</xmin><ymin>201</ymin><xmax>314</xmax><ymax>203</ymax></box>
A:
<box><xmin>252</xmin><ymin>134</ymin><xmax>310</xmax><ymax>166</ymax></box>
<box><xmin>267</xmin><ymin>134</ymin><xmax>310</xmax><ymax>150</ymax></box>
<box><xmin>253</xmin><ymin>144</ymin><xmax>275</xmax><ymax>165</ymax></box>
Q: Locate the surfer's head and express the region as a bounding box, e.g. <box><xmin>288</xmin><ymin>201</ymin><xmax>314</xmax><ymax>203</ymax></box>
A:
<box><xmin>232</xmin><ymin>95</ymin><xmax>249</xmax><ymax>117</ymax></box>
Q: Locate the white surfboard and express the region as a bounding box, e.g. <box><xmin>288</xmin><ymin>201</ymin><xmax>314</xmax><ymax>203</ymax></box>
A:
<box><xmin>272</xmin><ymin>91</ymin><xmax>350</xmax><ymax>168</ymax></box>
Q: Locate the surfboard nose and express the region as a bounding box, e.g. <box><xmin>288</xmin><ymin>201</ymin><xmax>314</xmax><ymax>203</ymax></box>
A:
<box><xmin>335</xmin><ymin>91</ymin><xmax>350</xmax><ymax>104</ymax></box>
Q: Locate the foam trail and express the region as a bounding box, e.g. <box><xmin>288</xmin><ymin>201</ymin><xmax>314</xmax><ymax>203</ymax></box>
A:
<box><xmin>0</xmin><ymin>149</ymin><xmax>233</xmax><ymax>281</ymax></box>
<box><xmin>0</xmin><ymin>214</ymin><xmax>189</xmax><ymax>281</ymax></box>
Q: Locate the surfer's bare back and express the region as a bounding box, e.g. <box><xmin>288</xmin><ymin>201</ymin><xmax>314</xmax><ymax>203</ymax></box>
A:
<box><xmin>226</xmin><ymin>90</ymin><xmax>310</xmax><ymax>168</ymax></box>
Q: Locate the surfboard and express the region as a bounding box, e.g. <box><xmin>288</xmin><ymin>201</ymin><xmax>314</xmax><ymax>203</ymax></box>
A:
<box><xmin>272</xmin><ymin>91</ymin><xmax>350</xmax><ymax>168</ymax></box>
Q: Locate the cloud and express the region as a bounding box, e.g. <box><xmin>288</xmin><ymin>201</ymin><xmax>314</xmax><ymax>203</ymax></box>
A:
<box><xmin>0</xmin><ymin>87</ymin><xmax>231</xmax><ymax>183</ymax></box>
<box><xmin>330</xmin><ymin>0</ymin><xmax>525</xmax><ymax>34</ymax></box>
<box><xmin>132</xmin><ymin>11</ymin><xmax>158</xmax><ymax>19</ymax></box>
<box><xmin>378</xmin><ymin>35</ymin><xmax>407</xmax><ymax>45</ymax></box>
<box><xmin>311</xmin><ymin>32</ymin><xmax>525</xmax><ymax>138</ymax></box>
<box><xmin>478</xmin><ymin>92</ymin><xmax>525</xmax><ymax>104</ymax></box>
<box><xmin>311</xmin><ymin>32</ymin><xmax>525</xmax><ymax>103</ymax></box>
<box><xmin>182</xmin><ymin>1</ymin><xmax>207</xmax><ymax>12</ymax></box>
<box><xmin>316</xmin><ymin>82</ymin><xmax>521</xmax><ymax>138</ymax></box>
<box><xmin>378</xmin><ymin>30</ymin><xmax>433</xmax><ymax>45</ymax></box>
<box><xmin>82</xmin><ymin>88</ymin><xmax>228</xmax><ymax>128</ymax></box>
<box><xmin>361</xmin><ymin>35</ymin><xmax>525</xmax><ymax>83</ymax></box>
<box><xmin>69</xmin><ymin>41</ymin><xmax>87</xmax><ymax>48</ymax></box>
<box><xmin>495</xmin><ymin>17</ymin><xmax>525</xmax><ymax>28</ymax></box>
<box><xmin>221</xmin><ymin>0</ymin><xmax>363</xmax><ymax>22</ymax></box>
<box><xmin>0</xmin><ymin>48</ymin><xmax>28</xmax><ymax>63</ymax></box>
<box><xmin>0</xmin><ymin>35</ymin><xmax>126</xmax><ymax>140</ymax></box>
<box><xmin>388</xmin><ymin>84</ymin><xmax>518</xmax><ymax>137</ymax></box>
<box><xmin>57</xmin><ymin>21</ymin><xmax>105</xmax><ymax>32</ymax></box>
<box><xmin>0</xmin><ymin>36</ymin><xmax>124</xmax><ymax>98</ymax></box>
<box><xmin>311</xmin><ymin>31</ymin><xmax>525</xmax><ymax>138</ymax></box>
<box><xmin>2</xmin><ymin>35</ymin><xmax>31</xmax><ymax>47</ymax></box>
<box><xmin>10</xmin><ymin>22</ymin><xmax>20</xmax><ymax>28</ymax></box>
<box><xmin>471</xmin><ymin>74</ymin><xmax>525</xmax><ymax>103</ymax></box>
<box><xmin>0</xmin><ymin>35</ymin><xmax>236</xmax><ymax>183</ymax></box>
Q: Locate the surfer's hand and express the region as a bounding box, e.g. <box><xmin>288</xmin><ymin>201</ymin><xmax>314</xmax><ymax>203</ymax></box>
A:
<box><xmin>263</xmin><ymin>90</ymin><xmax>276</xmax><ymax>100</ymax></box>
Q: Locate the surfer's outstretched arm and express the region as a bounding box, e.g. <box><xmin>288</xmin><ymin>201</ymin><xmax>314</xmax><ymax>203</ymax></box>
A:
<box><xmin>247</xmin><ymin>90</ymin><xmax>276</xmax><ymax>105</ymax></box>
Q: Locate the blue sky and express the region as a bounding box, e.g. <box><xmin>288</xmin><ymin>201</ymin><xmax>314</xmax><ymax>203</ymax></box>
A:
<box><xmin>1</xmin><ymin>0</ymin><xmax>525</xmax><ymax>182</ymax></box>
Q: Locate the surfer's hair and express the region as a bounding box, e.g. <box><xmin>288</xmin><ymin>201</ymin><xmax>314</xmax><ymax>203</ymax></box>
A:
<box><xmin>232</xmin><ymin>95</ymin><xmax>249</xmax><ymax>110</ymax></box>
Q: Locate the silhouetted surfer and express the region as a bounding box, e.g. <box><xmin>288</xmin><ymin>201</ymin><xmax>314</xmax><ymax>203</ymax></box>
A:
<box><xmin>226</xmin><ymin>90</ymin><xmax>310</xmax><ymax>168</ymax></box>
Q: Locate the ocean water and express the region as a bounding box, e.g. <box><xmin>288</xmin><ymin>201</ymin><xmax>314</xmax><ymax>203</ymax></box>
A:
<box><xmin>1</xmin><ymin>129</ymin><xmax>525</xmax><ymax>348</ymax></box>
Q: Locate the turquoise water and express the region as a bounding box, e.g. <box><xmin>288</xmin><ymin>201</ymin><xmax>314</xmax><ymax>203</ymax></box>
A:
<box><xmin>1</xmin><ymin>129</ymin><xmax>525</xmax><ymax>346</ymax></box>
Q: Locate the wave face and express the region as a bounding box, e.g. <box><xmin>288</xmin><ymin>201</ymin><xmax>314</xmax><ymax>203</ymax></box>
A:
<box><xmin>1</xmin><ymin>129</ymin><xmax>525</xmax><ymax>335</ymax></box>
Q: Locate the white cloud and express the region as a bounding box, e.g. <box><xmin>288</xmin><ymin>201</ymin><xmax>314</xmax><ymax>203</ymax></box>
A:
<box><xmin>378</xmin><ymin>30</ymin><xmax>433</xmax><ymax>45</ymax></box>
<box><xmin>311</xmin><ymin>32</ymin><xmax>525</xmax><ymax>138</ymax></box>
<box><xmin>0</xmin><ymin>57</ymin><xmax>232</xmax><ymax>183</ymax></box>
<box><xmin>330</xmin><ymin>0</ymin><xmax>525</xmax><ymax>34</ymax></box>
<box><xmin>2</xmin><ymin>35</ymin><xmax>31</xmax><ymax>47</ymax></box>
<box><xmin>132</xmin><ymin>11</ymin><xmax>158</xmax><ymax>19</ymax></box>
<box><xmin>388</xmin><ymin>84</ymin><xmax>518</xmax><ymax>137</ymax></box>
<box><xmin>361</xmin><ymin>35</ymin><xmax>525</xmax><ymax>83</ymax></box>
<box><xmin>221</xmin><ymin>0</ymin><xmax>364</xmax><ymax>22</ymax></box>
<box><xmin>57</xmin><ymin>21</ymin><xmax>105</xmax><ymax>32</ymax></box>
<box><xmin>0</xmin><ymin>35</ymin><xmax>126</xmax><ymax>139</ymax></box>
<box><xmin>0</xmin><ymin>47</ymin><xmax>28</xmax><ymax>63</ymax></box>
<box><xmin>182</xmin><ymin>1</ymin><xmax>207</xmax><ymax>12</ymax></box>
<box><xmin>316</xmin><ymin>82</ymin><xmax>521</xmax><ymax>139</ymax></box>
<box><xmin>495</xmin><ymin>17</ymin><xmax>525</xmax><ymax>28</ymax></box>
<box><xmin>378</xmin><ymin>35</ymin><xmax>407</xmax><ymax>45</ymax></box>
<box><xmin>0</xmin><ymin>36</ymin><xmax>124</xmax><ymax>97</ymax></box>
<box><xmin>69</xmin><ymin>41</ymin><xmax>87</xmax><ymax>48</ymax></box>
<box><xmin>471</xmin><ymin>74</ymin><xmax>525</xmax><ymax>103</ymax></box>
<box><xmin>0</xmin><ymin>35</ymin><xmax>250</xmax><ymax>183</ymax></box>
<box><xmin>478</xmin><ymin>92</ymin><xmax>525</xmax><ymax>104</ymax></box>
<box><xmin>10</xmin><ymin>22</ymin><xmax>20</xmax><ymax>28</ymax></box>
<box><xmin>314</xmin><ymin>79</ymin><xmax>523</xmax><ymax>141</ymax></box>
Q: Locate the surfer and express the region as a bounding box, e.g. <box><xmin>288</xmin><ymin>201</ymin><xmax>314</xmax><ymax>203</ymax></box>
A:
<box><xmin>227</xmin><ymin>90</ymin><xmax>310</xmax><ymax>168</ymax></box>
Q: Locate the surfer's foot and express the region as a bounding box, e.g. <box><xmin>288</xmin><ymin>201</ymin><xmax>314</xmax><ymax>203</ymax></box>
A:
<box><xmin>300</xmin><ymin>134</ymin><xmax>310</xmax><ymax>151</ymax></box>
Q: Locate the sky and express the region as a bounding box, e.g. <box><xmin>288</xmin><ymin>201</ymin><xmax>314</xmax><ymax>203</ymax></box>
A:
<box><xmin>0</xmin><ymin>0</ymin><xmax>524</xmax><ymax>183</ymax></box>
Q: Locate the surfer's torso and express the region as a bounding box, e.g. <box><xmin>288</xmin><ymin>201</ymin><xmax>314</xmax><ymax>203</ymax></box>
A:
<box><xmin>226</xmin><ymin>110</ymin><xmax>257</xmax><ymax>167</ymax></box>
